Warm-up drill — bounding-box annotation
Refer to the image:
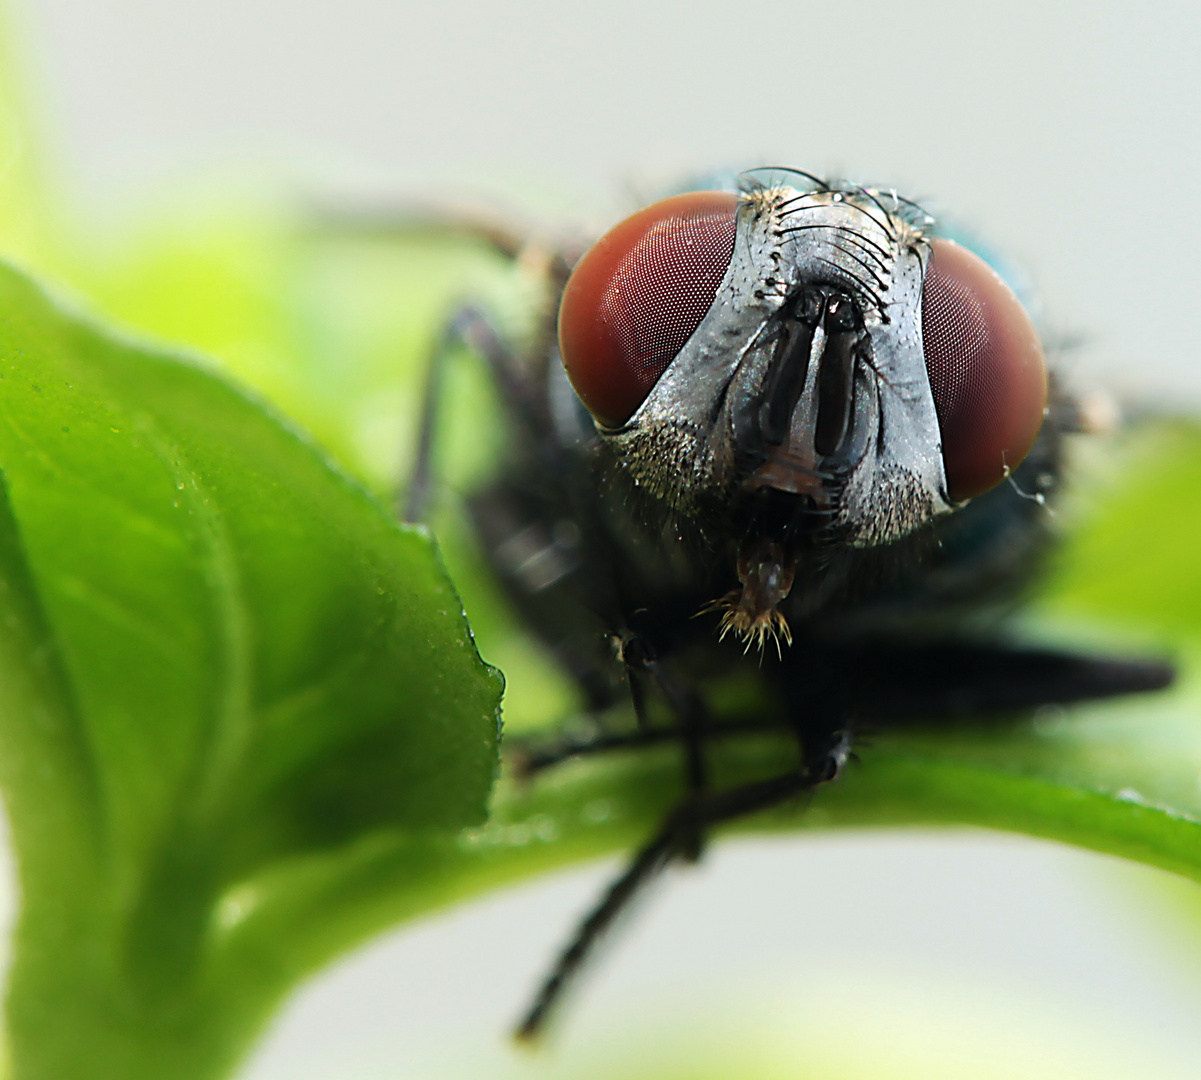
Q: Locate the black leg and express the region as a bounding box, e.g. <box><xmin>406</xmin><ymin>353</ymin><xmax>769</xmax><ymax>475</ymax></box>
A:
<box><xmin>615</xmin><ymin>632</ymin><xmax>655</xmax><ymax>734</ymax></box>
<box><xmin>402</xmin><ymin>304</ymin><xmax>543</xmax><ymax>525</ymax></box>
<box><xmin>647</xmin><ymin>658</ymin><xmax>710</xmax><ymax>797</ymax></box>
<box><xmin>615</xmin><ymin>634</ymin><xmax>710</xmax><ymax>795</ymax></box>
<box><xmin>513</xmin><ymin>723</ymin><xmax>853</xmax><ymax>1041</ymax></box>
<box><xmin>646</xmin><ymin>658</ymin><xmax>711</xmax><ymax>863</ymax></box>
<box><xmin>508</xmin><ymin>712</ymin><xmax>793</xmax><ymax>778</ymax></box>
<box><xmin>511</xmin><ymin>639</ymin><xmax>1176</xmax><ymax>779</ymax></box>
<box><xmin>616</xmin><ymin>634</ymin><xmax>710</xmax><ymax>791</ymax></box>
<box><xmin>616</xmin><ymin>636</ymin><xmax>713</xmax><ymax>861</ymax></box>
<box><xmin>627</xmin><ymin>662</ymin><xmax>651</xmax><ymax>732</ymax></box>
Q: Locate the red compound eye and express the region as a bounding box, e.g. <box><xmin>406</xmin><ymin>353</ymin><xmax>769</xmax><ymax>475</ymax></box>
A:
<box><xmin>922</xmin><ymin>238</ymin><xmax>1049</xmax><ymax>502</ymax></box>
<box><xmin>558</xmin><ymin>190</ymin><xmax>740</xmax><ymax>428</ymax></box>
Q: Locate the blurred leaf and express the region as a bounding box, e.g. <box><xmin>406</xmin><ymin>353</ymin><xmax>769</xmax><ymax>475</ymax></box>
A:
<box><xmin>56</xmin><ymin>198</ymin><xmax>580</xmax><ymax>731</ymax></box>
<box><xmin>0</xmin><ymin>260</ymin><xmax>501</xmax><ymax>1079</ymax></box>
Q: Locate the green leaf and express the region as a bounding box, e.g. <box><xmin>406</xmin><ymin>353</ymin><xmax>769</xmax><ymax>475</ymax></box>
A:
<box><xmin>0</xmin><ymin>260</ymin><xmax>501</xmax><ymax>1079</ymax></box>
<box><xmin>62</xmin><ymin>205</ymin><xmax>580</xmax><ymax>731</ymax></box>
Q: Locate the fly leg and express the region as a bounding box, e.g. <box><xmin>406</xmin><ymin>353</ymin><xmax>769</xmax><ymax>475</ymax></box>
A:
<box><xmin>510</xmin><ymin>711</ymin><xmax>798</xmax><ymax>776</ymax></box>
<box><xmin>503</xmin><ymin>603</ymin><xmax>726</xmax><ymax>787</ymax></box>
<box><xmin>514</xmin><ymin>721</ymin><xmax>853</xmax><ymax>1041</ymax></box>
<box><xmin>402</xmin><ymin>291</ymin><xmax>637</xmax><ymax>716</ymax></box>
<box><xmin>403</xmin><ymin>304</ymin><xmax>546</xmax><ymax>525</ymax></box>
<box><xmin>508</xmin><ymin>634</ymin><xmax>715</xmax><ymax>854</ymax></box>
<box><xmin>617</xmin><ymin>635</ymin><xmax>708</xmax><ymax>788</ymax></box>
<box><xmin>649</xmin><ymin>663</ymin><xmax>710</xmax><ymax>863</ymax></box>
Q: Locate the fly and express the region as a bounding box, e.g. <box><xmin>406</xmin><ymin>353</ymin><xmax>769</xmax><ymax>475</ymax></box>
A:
<box><xmin>399</xmin><ymin>168</ymin><xmax>1173</xmax><ymax>1040</ymax></box>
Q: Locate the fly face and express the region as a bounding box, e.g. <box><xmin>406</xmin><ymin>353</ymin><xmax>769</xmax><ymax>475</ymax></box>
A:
<box><xmin>557</xmin><ymin>180</ymin><xmax>1048</xmax><ymax>644</ymax></box>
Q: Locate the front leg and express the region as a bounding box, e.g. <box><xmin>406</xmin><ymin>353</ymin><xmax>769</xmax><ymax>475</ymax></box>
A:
<box><xmin>513</xmin><ymin>716</ymin><xmax>853</xmax><ymax>1041</ymax></box>
<box><xmin>402</xmin><ymin>304</ymin><xmax>548</xmax><ymax>525</ymax></box>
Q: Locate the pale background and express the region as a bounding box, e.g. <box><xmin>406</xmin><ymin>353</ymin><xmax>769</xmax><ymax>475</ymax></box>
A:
<box><xmin>10</xmin><ymin>0</ymin><xmax>1201</xmax><ymax>1076</ymax></box>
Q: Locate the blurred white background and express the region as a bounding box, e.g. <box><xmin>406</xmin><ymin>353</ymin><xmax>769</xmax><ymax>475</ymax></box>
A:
<box><xmin>19</xmin><ymin>0</ymin><xmax>1201</xmax><ymax>405</ymax></box>
<box><xmin>8</xmin><ymin>0</ymin><xmax>1201</xmax><ymax>1076</ymax></box>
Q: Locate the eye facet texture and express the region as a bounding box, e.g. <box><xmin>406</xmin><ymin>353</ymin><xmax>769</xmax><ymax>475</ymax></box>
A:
<box><xmin>558</xmin><ymin>191</ymin><xmax>739</xmax><ymax>428</ymax></box>
<box><xmin>921</xmin><ymin>238</ymin><xmax>1048</xmax><ymax>501</ymax></box>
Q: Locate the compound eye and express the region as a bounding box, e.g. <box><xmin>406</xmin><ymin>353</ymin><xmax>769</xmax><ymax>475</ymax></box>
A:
<box><xmin>922</xmin><ymin>238</ymin><xmax>1049</xmax><ymax>502</ymax></box>
<box><xmin>558</xmin><ymin>191</ymin><xmax>740</xmax><ymax>428</ymax></box>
